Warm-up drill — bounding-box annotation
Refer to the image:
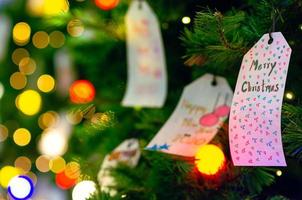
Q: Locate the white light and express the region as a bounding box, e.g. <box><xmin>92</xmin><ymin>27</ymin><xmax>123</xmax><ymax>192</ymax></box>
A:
<box><xmin>8</xmin><ymin>176</ymin><xmax>34</xmax><ymax>199</ymax></box>
<box><xmin>182</xmin><ymin>16</ymin><xmax>191</xmax><ymax>24</ymax></box>
<box><xmin>276</xmin><ymin>170</ymin><xmax>282</xmax><ymax>176</ymax></box>
<box><xmin>72</xmin><ymin>180</ymin><xmax>97</xmax><ymax>200</ymax></box>
<box><xmin>38</xmin><ymin>129</ymin><xmax>68</xmax><ymax>157</ymax></box>
<box><xmin>0</xmin><ymin>82</ymin><xmax>4</xmax><ymax>99</ymax></box>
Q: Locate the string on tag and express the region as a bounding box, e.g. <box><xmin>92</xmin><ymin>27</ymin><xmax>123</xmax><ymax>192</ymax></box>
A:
<box><xmin>211</xmin><ymin>74</ymin><xmax>217</xmax><ymax>86</ymax></box>
<box><xmin>268</xmin><ymin>9</ymin><xmax>282</xmax><ymax>44</ymax></box>
<box><xmin>138</xmin><ymin>0</ymin><xmax>143</xmax><ymax>10</ymax></box>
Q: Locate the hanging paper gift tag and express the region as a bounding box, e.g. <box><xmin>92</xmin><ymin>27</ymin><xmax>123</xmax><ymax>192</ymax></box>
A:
<box><xmin>0</xmin><ymin>14</ymin><xmax>11</xmax><ymax>61</ymax></box>
<box><xmin>229</xmin><ymin>32</ymin><xmax>291</xmax><ymax>166</ymax></box>
<box><xmin>122</xmin><ymin>0</ymin><xmax>167</xmax><ymax>108</ymax></box>
<box><xmin>146</xmin><ymin>74</ymin><xmax>233</xmax><ymax>157</ymax></box>
<box><xmin>54</xmin><ymin>48</ymin><xmax>76</xmax><ymax>98</ymax></box>
<box><xmin>97</xmin><ymin>139</ymin><xmax>140</xmax><ymax>196</ymax></box>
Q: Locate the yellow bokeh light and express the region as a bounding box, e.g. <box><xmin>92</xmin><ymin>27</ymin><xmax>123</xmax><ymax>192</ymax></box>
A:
<box><xmin>67</xmin><ymin>19</ymin><xmax>84</xmax><ymax>37</ymax></box>
<box><xmin>49</xmin><ymin>156</ymin><xmax>66</xmax><ymax>173</ymax></box>
<box><xmin>44</xmin><ymin>0</ymin><xmax>69</xmax><ymax>16</ymax></box>
<box><xmin>13</xmin><ymin>128</ymin><xmax>31</xmax><ymax>146</ymax></box>
<box><xmin>195</xmin><ymin>144</ymin><xmax>225</xmax><ymax>176</ymax></box>
<box><xmin>14</xmin><ymin>156</ymin><xmax>32</xmax><ymax>172</ymax></box>
<box><xmin>19</xmin><ymin>57</ymin><xmax>37</xmax><ymax>75</ymax></box>
<box><xmin>0</xmin><ymin>166</ymin><xmax>21</xmax><ymax>188</ymax></box>
<box><xmin>36</xmin><ymin>155</ymin><xmax>51</xmax><ymax>173</ymax></box>
<box><xmin>285</xmin><ymin>91</ymin><xmax>294</xmax><ymax>100</ymax></box>
<box><xmin>38</xmin><ymin>111</ymin><xmax>59</xmax><ymax>129</ymax></box>
<box><xmin>37</xmin><ymin>74</ymin><xmax>55</xmax><ymax>93</ymax></box>
<box><xmin>13</xmin><ymin>22</ymin><xmax>31</xmax><ymax>46</ymax></box>
<box><xmin>276</xmin><ymin>170</ymin><xmax>282</xmax><ymax>176</ymax></box>
<box><xmin>33</xmin><ymin>31</ymin><xmax>49</xmax><ymax>49</ymax></box>
<box><xmin>10</xmin><ymin>72</ymin><xmax>27</xmax><ymax>90</ymax></box>
<box><xmin>27</xmin><ymin>0</ymin><xmax>69</xmax><ymax>16</ymax></box>
<box><xmin>12</xmin><ymin>48</ymin><xmax>30</xmax><ymax>65</ymax></box>
<box><xmin>17</xmin><ymin>90</ymin><xmax>42</xmax><ymax>116</ymax></box>
<box><xmin>65</xmin><ymin>161</ymin><xmax>81</xmax><ymax>179</ymax></box>
<box><xmin>0</xmin><ymin>124</ymin><xmax>9</xmax><ymax>142</ymax></box>
<box><xmin>49</xmin><ymin>31</ymin><xmax>65</xmax><ymax>48</ymax></box>
<box><xmin>182</xmin><ymin>16</ymin><xmax>191</xmax><ymax>24</ymax></box>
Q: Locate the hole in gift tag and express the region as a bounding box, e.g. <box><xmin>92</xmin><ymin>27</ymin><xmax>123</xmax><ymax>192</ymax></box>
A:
<box><xmin>268</xmin><ymin>36</ymin><xmax>273</xmax><ymax>45</ymax></box>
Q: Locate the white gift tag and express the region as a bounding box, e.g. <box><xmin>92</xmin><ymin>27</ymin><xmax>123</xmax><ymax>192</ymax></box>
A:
<box><xmin>122</xmin><ymin>0</ymin><xmax>167</xmax><ymax>108</ymax></box>
<box><xmin>97</xmin><ymin>139</ymin><xmax>140</xmax><ymax>196</ymax></box>
<box><xmin>0</xmin><ymin>14</ymin><xmax>11</xmax><ymax>61</ymax></box>
<box><xmin>229</xmin><ymin>32</ymin><xmax>291</xmax><ymax>166</ymax></box>
<box><xmin>146</xmin><ymin>74</ymin><xmax>233</xmax><ymax>157</ymax></box>
<box><xmin>54</xmin><ymin>48</ymin><xmax>76</xmax><ymax>97</ymax></box>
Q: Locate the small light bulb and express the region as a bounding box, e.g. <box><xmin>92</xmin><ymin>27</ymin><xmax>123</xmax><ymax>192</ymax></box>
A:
<box><xmin>276</xmin><ymin>170</ymin><xmax>282</xmax><ymax>176</ymax></box>
<box><xmin>285</xmin><ymin>91</ymin><xmax>294</xmax><ymax>100</ymax></box>
<box><xmin>182</xmin><ymin>16</ymin><xmax>191</xmax><ymax>24</ymax></box>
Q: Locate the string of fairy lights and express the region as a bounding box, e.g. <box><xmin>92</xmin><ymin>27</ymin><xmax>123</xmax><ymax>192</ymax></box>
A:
<box><xmin>0</xmin><ymin>0</ymin><xmax>298</xmax><ymax>199</ymax></box>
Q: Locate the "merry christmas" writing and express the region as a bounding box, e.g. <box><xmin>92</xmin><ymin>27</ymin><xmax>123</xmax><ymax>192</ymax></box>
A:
<box><xmin>241</xmin><ymin>59</ymin><xmax>279</xmax><ymax>93</ymax></box>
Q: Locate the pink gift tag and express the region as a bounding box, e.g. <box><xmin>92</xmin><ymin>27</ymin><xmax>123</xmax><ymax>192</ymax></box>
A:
<box><xmin>229</xmin><ymin>32</ymin><xmax>291</xmax><ymax>166</ymax></box>
<box><xmin>146</xmin><ymin>74</ymin><xmax>233</xmax><ymax>157</ymax></box>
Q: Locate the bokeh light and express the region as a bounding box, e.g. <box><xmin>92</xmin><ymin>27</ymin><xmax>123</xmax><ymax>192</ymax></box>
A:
<box><xmin>0</xmin><ymin>166</ymin><xmax>21</xmax><ymax>188</ymax></box>
<box><xmin>32</xmin><ymin>31</ymin><xmax>49</xmax><ymax>49</ymax></box>
<box><xmin>49</xmin><ymin>156</ymin><xmax>66</xmax><ymax>173</ymax></box>
<box><xmin>195</xmin><ymin>144</ymin><xmax>225</xmax><ymax>176</ymax></box>
<box><xmin>56</xmin><ymin>171</ymin><xmax>77</xmax><ymax>190</ymax></box>
<box><xmin>13</xmin><ymin>128</ymin><xmax>31</xmax><ymax>146</ymax></box>
<box><xmin>25</xmin><ymin>172</ymin><xmax>37</xmax><ymax>185</ymax></box>
<box><xmin>12</xmin><ymin>48</ymin><xmax>30</xmax><ymax>65</ymax></box>
<box><xmin>38</xmin><ymin>129</ymin><xmax>68</xmax><ymax>157</ymax></box>
<box><xmin>181</xmin><ymin>16</ymin><xmax>191</xmax><ymax>24</ymax></box>
<box><xmin>37</xmin><ymin>74</ymin><xmax>55</xmax><ymax>93</ymax></box>
<box><xmin>0</xmin><ymin>82</ymin><xmax>4</xmax><ymax>99</ymax></box>
<box><xmin>72</xmin><ymin>180</ymin><xmax>97</xmax><ymax>200</ymax></box>
<box><xmin>17</xmin><ymin>90</ymin><xmax>42</xmax><ymax>116</ymax></box>
<box><xmin>69</xmin><ymin>80</ymin><xmax>96</xmax><ymax>104</ymax></box>
<box><xmin>13</xmin><ymin>22</ymin><xmax>31</xmax><ymax>46</ymax></box>
<box><xmin>38</xmin><ymin>111</ymin><xmax>59</xmax><ymax>129</ymax></box>
<box><xmin>285</xmin><ymin>91</ymin><xmax>295</xmax><ymax>100</ymax></box>
<box><xmin>27</xmin><ymin>0</ymin><xmax>69</xmax><ymax>16</ymax></box>
<box><xmin>0</xmin><ymin>124</ymin><xmax>8</xmax><ymax>142</ymax></box>
<box><xmin>14</xmin><ymin>156</ymin><xmax>32</xmax><ymax>172</ymax></box>
<box><xmin>19</xmin><ymin>57</ymin><xmax>36</xmax><ymax>75</ymax></box>
<box><xmin>95</xmin><ymin>0</ymin><xmax>119</xmax><ymax>11</ymax></box>
<box><xmin>7</xmin><ymin>175</ymin><xmax>34</xmax><ymax>200</ymax></box>
<box><xmin>49</xmin><ymin>31</ymin><xmax>65</xmax><ymax>48</ymax></box>
<box><xmin>10</xmin><ymin>72</ymin><xmax>27</xmax><ymax>90</ymax></box>
<box><xmin>65</xmin><ymin>161</ymin><xmax>81</xmax><ymax>180</ymax></box>
<box><xmin>67</xmin><ymin>19</ymin><xmax>85</xmax><ymax>37</ymax></box>
<box><xmin>35</xmin><ymin>155</ymin><xmax>51</xmax><ymax>173</ymax></box>
<box><xmin>276</xmin><ymin>170</ymin><xmax>282</xmax><ymax>176</ymax></box>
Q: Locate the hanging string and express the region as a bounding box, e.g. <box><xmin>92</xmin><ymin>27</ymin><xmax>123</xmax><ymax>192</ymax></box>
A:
<box><xmin>211</xmin><ymin>74</ymin><xmax>217</xmax><ymax>86</ymax></box>
<box><xmin>138</xmin><ymin>0</ymin><xmax>143</xmax><ymax>10</ymax></box>
<box><xmin>268</xmin><ymin>9</ymin><xmax>282</xmax><ymax>44</ymax></box>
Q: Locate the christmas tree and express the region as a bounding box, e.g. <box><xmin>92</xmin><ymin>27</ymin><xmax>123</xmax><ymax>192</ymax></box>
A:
<box><xmin>0</xmin><ymin>0</ymin><xmax>302</xmax><ymax>199</ymax></box>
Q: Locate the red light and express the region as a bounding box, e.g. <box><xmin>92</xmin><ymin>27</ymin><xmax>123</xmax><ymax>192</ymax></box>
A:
<box><xmin>55</xmin><ymin>171</ymin><xmax>77</xmax><ymax>190</ymax></box>
<box><xmin>69</xmin><ymin>80</ymin><xmax>96</xmax><ymax>104</ymax></box>
<box><xmin>94</xmin><ymin>0</ymin><xmax>119</xmax><ymax>11</ymax></box>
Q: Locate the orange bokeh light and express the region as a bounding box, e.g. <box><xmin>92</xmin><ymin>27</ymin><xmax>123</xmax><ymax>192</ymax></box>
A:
<box><xmin>195</xmin><ymin>144</ymin><xmax>225</xmax><ymax>176</ymax></box>
<box><xmin>55</xmin><ymin>171</ymin><xmax>77</xmax><ymax>190</ymax></box>
<box><xmin>95</xmin><ymin>0</ymin><xmax>119</xmax><ymax>11</ymax></box>
<box><xmin>69</xmin><ymin>80</ymin><xmax>96</xmax><ymax>104</ymax></box>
